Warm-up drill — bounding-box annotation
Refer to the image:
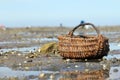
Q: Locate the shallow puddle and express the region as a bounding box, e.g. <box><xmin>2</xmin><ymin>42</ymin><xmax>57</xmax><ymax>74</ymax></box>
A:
<box><xmin>0</xmin><ymin>46</ymin><xmax>38</xmax><ymax>53</ymax></box>
<box><xmin>0</xmin><ymin>67</ymin><xmax>59</xmax><ymax>79</ymax></box>
<box><xmin>0</xmin><ymin>64</ymin><xmax>120</xmax><ymax>80</ymax></box>
<box><xmin>0</xmin><ymin>37</ymin><xmax>58</xmax><ymax>53</ymax></box>
<box><xmin>104</xmin><ymin>54</ymin><xmax>120</xmax><ymax>60</ymax></box>
<box><xmin>108</xmin><ymin>66</ymin><xmax>120</xmax><ymax>80</ymax></box>
<box><xmin>110</xmin><ymin>43</ymin><xmax>120</xmax><ymax>51</ymax></box>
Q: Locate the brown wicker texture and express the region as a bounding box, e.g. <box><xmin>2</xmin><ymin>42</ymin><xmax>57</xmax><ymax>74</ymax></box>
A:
<box><xmin>58</xmin><ymin>23</ymin><xmax>109</xmax><ymax>59</ymax></box>
<box><xmin>59</xmin><ymin>70</ymin><xmax>104</xmax><ymax>80</ymax></box>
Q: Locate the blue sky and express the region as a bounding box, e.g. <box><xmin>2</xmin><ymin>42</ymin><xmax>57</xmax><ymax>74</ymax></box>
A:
<box><xmin>0</xmin><ymin>0</ymin><xmax>120</xmax><ymax>27</ymax></box>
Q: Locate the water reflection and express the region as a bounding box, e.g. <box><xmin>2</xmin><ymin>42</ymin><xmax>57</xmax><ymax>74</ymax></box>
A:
<box><xmin>59</xmin><ymin>61</ymin><xmax>109</xmax><ymax>80</ymax></box>
<box><xmin>0</xmin><ymin>60</ymin><xmax>120</xmax><ymax>80</ymax></box>
<box><xmin>0</xmin><ymin>67</ymin><xmax>59</xmax><ymax>79</ymax></box>
<box><xmin>110</xmin><ymin>43</ymin><xmax>120</xmax><ymax>51</ymax></box>
<box><xmin>60</xmin><ymin>70</ymin><xmax>105</xmax><ymax>80</ymax></box>
<box><xmin>0</xmin><ymin>46</ymin><xmax>38</xmax><ymax>53</ymax></box>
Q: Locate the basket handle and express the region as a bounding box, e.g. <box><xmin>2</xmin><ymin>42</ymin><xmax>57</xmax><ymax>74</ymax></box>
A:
<box><xmin>68</xmin><ymin>23</ymin><xmax>100</xmax><ymax>36</ymax></box>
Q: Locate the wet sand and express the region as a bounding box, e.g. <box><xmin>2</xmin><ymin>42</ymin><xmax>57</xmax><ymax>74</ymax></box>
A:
<box><xmin>0</xmin><ymin>27</ymin><xmax>120</xmax><ymax>80</ymax></box>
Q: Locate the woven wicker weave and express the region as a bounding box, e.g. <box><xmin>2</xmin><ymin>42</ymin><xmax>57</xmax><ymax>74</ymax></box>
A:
<box><xmin>58</xmin><ymin>23</ymin><xmax>109</xmax><ymax>59</ymax></box>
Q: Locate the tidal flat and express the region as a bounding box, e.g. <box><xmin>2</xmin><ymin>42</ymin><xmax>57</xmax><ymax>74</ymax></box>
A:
<box><xmin>0</xmin><ymin>26</ymin><xmax>120</xmax><ymax>80</ymax></box>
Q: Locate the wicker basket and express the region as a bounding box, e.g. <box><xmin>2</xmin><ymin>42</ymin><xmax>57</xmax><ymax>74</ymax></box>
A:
<box><xmin>58</xmin><ymin>23</ymin><xmax>109</xmax><ymax>59</ymax></box>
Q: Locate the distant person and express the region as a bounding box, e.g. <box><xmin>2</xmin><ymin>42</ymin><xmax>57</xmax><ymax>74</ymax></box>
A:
<box><xmin>0</xmin><ymin>24</ymin><xmax>6</xmax><ymax>31</ymax></box>
<box><xmin>80</xmin><ymin>20</ymin><xmax>90</xmax><ymax>29</ymax></box>
<box><xmin>79</xmin><ymin>20</ymin><xmax>90</xmax><ymax>35</ymax></box>
<box><xmin>60</xmin><ymin>23</ymin><xmax>63</xmax><ymax>27</ymax></box>
<box><xmin>80</xmin><ymin>20</ymin><xmax>85</xmax><ymax>24</ymax></box>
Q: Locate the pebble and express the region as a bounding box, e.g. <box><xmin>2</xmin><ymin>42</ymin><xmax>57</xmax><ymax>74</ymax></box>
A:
<box><xmin>17</xmin><ymin>53</ymin><xmax>22</xmax><ymax>56</ymax></box>
<box><xmin>4</xmin><ymin>56</ymin><xmax>8</xmax><ymax>59</ymax></box>
<box><xmin>102</xmin><ymin>64</ymin><xmax>110</xmax><ymax>70</ymax></box>
<box><xmin>25</xmin><ymin>56</ymin><xmax>29</xmax><ymax>59</ymax></box>
<box><xmin>24</xmin><ymin>67</ymin><xmax>29</xmax><ymax>70</ymax></box>
<box><xmin>67</xmin><ymin>66</ymin><xmax>70</xmax><ymax>68</ymax></box>
<box><xmin>18</xmin><ymin>63</ymin><xmax>22</xmax><ymax>66</ymax></box>
<box><xmin>29</xmin><ymin>54</ymin><xmax>34</xmax><ymax>58</ymax></box>
<box><xmin>102</xmin><ymin>64</ymin><xmax>107</xmax><ymax>70</ymax></box>
<box><xmin>27</xmin><ymin>60</ymin><xmax>33</xmax><ymax>62</ymax></box>
<box><xmin>47</xmin><ymin>61</ymin><xmax>51</xmax><ymax>64</ymax></box>
<box><xmin>50</xmin><ymin>74</ymin><xmax>55</xmax><ymax>79</ymax></box>
<box><xmin>75</xmin><ymin>65</ymin><xmax>79</xmax><ymax>68</ymax></box>
<box><xmin>113</xmin><ymin>68</ymin><xmax>119</xmax><ymax>72</ymax></box>
<box><xmin>102</xmin><ymin>57</ymin><xmax>107</xmax><ymax>61</ymax></box>
<box><xmin>111</xmin><ymin>58</ymin><xmax>117</xmax><ymax>63</ymax></box>
<box><xmin>24</xmin><ymin>61</ymin><xmax>27</xmax><ymax>63</ymax></box>
<box><xmin>66</xmin><ymin>59</ymin><xmax>70</xmax><ymax>62</ymax></box>
<box><xmin>85</xmin><ymin>69</ymin><xmax>89</xmax><ymax>72</ymax></box>
<box><xmin>85</xmin><ymin>59</ymin><xmax>87</xmax><ymax>61</ymax></box>
<box><xmin>75</xmin><ymin>70</ymin><xmax>79</xmax><ymax>72</ymax></box>
<box><xmin>11</xmin><ymin>52</ymin><xmax>15</xmax><ymax>55</ymax></box>
<box><xmin>85</xmin><ymin>62</ymin><xmax>89</xmax><ymax>67</ymax></box>
<box><xmin>39</xmin><ymin>73</ymin><xmax>45</xmax><ymax>78</ymax></box>
<box><xmin>37</xmin><ymin>49</ymin><xmax>41</xmax><ymax>52</ymax></box>
<box><xmin>0</xmin><ymin>52</ymin><xmax>3</xmax><ymax>55</ymax></box>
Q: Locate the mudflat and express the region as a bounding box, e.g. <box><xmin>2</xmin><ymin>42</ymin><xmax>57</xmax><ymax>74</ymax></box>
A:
<box><xmin>0</xmin><ymin>26</ymin><xmax>120</xmax><ymax>80</ymax></box>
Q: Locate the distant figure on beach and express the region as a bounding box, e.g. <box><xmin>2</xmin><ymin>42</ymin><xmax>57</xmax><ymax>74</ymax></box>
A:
<box><xmin>60</xmin><ymin>23</ymin><xmax>63</xmax><ymax>27</ymax></box>
<box><xmin>80</xmin><ymin>20</ymin><xmax>85</xmax><ymax>24</ymax></box>
<box><xmin>0</xmin><ymin>24</ymin><xmax>6</xmax><ymax>31</ymax></box>
<box><xmin>80</xmin><ymin>20</ymin><xmax>90</xmax><ymax>29</ymax></box>
<box><xmin>79</xmin><ymin>20</ymin><xmax>91</xmax><ymax>35</ymax></box>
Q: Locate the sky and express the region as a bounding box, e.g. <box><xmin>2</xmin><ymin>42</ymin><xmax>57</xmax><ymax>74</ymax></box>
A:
<box><xmin>0</xmin><ymin>0</ymin><xmax>120</xmax><ymax>27</ymax></box>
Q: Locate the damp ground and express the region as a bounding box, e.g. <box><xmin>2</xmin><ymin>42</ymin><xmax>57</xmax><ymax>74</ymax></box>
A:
<box><xmin>0</xmin><ymin>27</ymin><xmax>120</xmax><ymax>80</ymax></box>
